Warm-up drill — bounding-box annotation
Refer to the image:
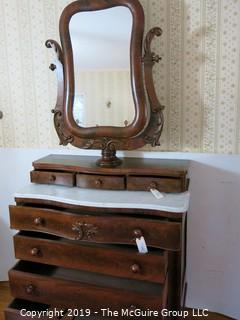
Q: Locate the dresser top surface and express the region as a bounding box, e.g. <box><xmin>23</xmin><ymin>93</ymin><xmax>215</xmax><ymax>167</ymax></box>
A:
<box><xmin>15</xmin><ymin>184</ymin><xmax>190</xmax><ymax>213</ymax></box>
<box><xmin>33</xmin><ymin>154</ymin><xmax>189</xmax><ymax>177</ymax></box>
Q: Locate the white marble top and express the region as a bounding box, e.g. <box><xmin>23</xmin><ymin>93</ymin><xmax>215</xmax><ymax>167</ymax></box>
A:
<box><xmin>15</xmin><ymin>184</ymin><xmax>190</xmax><ymax>213</ymax></box>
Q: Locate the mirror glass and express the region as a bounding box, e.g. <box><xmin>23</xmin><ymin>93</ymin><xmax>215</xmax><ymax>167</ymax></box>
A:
<box><xmin>69</xmin><ymin>7</ymin><xmax>134</xmax><ymax>128</ymax></box>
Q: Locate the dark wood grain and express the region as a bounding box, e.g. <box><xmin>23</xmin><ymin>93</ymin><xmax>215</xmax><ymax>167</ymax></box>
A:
<box><xmin>10</xmin><ymin>206</ymin><xmax>182</xmax><ymax>250</ymax></box>
<box><xmin>9</xmin><ymin>261</ymin><xmax>166</xmax><ymax>311</ymax></box>
<box><xmin>33</xmin><ymin>155</ymin><xmax>189</xmax><ymax>177</ymax></box>
<box><xmin>31</xmin><ymin>155</ymin><xmax>188</xmax><ymax>191</ymax></box>
<box><xmin>14</xmin><ymin>232</ymin><xmax>168</xmax><ymax>284</ymax></box>
<box><xmin>2</xmin><ymin>284</ymin><xmax>234</xmax><ymax>320</ymax></box>
<box><xmin>76</xmin><ymin>173</ymin><xmax>125</xmax><ymax>190</ymax></box>
<box><xmin>30</xmin><ymin>171</ymin><xmax>75</xmax><ymax>187</ymax></box>
<box><xmin>127</xmin><ymin>175</ymin><xmax>182</xmax><ymax>192</ymax></box>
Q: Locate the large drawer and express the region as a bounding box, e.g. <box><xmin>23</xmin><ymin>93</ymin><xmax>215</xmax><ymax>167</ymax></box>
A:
<box><xmin>9</xmin><ymin>261</ymin><xmax>167</xmax><ymax>312</ymax></box>
<box><xmin>10</xmin><ymin>206</ymin><xmax>182</xmax><ymax>250</ymax></box>
<box><xmin>30</xmin><ymin>170</ymin><xmax>75</xmax><ymax>187</ymax></box>
<box><xmin>14</xmin><ymin>232</ymin><xmax>167</xmax><ymax>284</ymax></box>
<box><xmin>5</xmin><ymin>298</ymin><xmax>165</xmax><ymax>320</ymax></box>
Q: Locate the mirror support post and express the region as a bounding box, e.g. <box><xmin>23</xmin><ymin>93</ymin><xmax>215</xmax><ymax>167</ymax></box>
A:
<box><xmin>96</xmin><ymin>141</ymin><xmax>122</xmax><ymax>168</ymax></box>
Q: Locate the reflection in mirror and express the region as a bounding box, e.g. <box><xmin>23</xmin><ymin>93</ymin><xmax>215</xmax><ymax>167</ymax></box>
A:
<box><xmin>70</xmin><ymin>7</ymin><xmax>134</xmax><ymax>128</ymax></box>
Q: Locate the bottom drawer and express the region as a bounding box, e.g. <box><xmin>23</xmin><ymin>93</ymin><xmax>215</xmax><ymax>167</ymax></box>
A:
<box><xmin>4</xmin><ymin>299</ymin><xmax>113</xmax><ymax>320</ymax></box>
<box><xmin>5</xmin><ymin>298</ymin><xmax>167</xmax><ymax>320</ymax></box>
<box><xmin>9</xmin><ymin>261</ymin><xmax>167</xmax><ymax>315</ymax></box>
<box><xmin>5</xmin><ymin>299</ymin><xmax>50</xmax><ymax>320</ymax></box>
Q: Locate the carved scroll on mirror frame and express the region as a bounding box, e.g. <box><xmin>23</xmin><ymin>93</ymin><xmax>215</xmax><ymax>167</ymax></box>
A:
<box><xmin>46</xmin><ymin>0</ymin><xmax>164</xmax><ymax>167</ymax></box>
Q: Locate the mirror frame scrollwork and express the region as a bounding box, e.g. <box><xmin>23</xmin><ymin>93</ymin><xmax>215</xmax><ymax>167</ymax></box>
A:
<box><xmin>46</xmin><ymin>0</ymin><xmax>164</xmax><ymax>167</ymax></box>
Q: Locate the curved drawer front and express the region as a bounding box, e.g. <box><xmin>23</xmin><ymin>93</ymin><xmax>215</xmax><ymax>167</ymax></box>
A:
<box><xmin>10</xmin><ymin>206</ymin><xmax>181</xmax><ymax>250</ymax></box>
<box><xmin>14</xmin><ymin>232</ymin><xmax>168</xmax><ymax>284</ymax></box>
<box><xmin>9</xmin><ymin>261</ymin><xmax>167</xmax><ymax>311</ymax></box>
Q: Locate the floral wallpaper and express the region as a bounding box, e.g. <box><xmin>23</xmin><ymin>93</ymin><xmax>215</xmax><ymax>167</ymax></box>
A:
<box><xmin>0</xmin><ymin>0</ymin><xmax>240</xmax><ymax>153</ymax></box>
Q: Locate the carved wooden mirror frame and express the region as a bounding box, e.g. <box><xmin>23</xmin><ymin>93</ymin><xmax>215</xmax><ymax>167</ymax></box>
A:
<box><xmin>46</xmin><ymin>0</ymin><xmax>164</xmax><ymax>167</ymax></box>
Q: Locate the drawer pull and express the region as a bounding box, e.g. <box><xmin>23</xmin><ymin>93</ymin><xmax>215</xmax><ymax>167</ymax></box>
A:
<box><xmin>30</xmin><ymin>247</ymin><xmax>41</xmax><ymax>256</ymax></box>
<box><xmin>72</xmin><ymin>221</ymin><xmax>98</xmax><ymax>240</ymax></box>
<box><xmin>129</xmin><ymin>305</ymin><xmax>137</xmax><ymax>311</ymax></box>
<box><xmin>149</xmin><ymin>182</ymin><xmax>157</xmax><ymax>190</ymax></box>
<box><xmin>133</xmin><ymin>229</ymin><xmax>143</xmax><ymax>238</ymax></box>
<box><xmin>34</xmin><ymin>217</ymin><xmax>44</xmax><ymax>226</ymax></box>
<box><xmin>25</xmin><ymin>284</ymin><xmax>35</xmax><ymax>295</ymax></box>
<box><xmin>95</xmin><ymin>179</ymin><xmax>102</xmax><ymax>187</ymax></box>
<box><xmin>49</xmin><ymin>175</ymin><xmax>56</xmax><ymax>182</ymax></box>
<box><xmin>131</xmin><ymin>264</ymin><xmax>140</xmax><ymax>273</ymax></box>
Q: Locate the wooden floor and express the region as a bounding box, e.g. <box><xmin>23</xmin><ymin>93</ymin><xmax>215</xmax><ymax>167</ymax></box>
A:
<box><xmin>0</xmin><ymin>282</ymin><xmax>234</xmax><ymax>320</ymax></box>
<box><xmin>0</xmin><ymin>282</ymin><xmax>11</xmax><ymax>320</ymax></box>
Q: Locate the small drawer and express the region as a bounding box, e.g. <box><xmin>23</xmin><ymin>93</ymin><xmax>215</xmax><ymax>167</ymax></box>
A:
<box><xmin>10</xmin><ymin>206</ymin><xmax>181</xmax><ymax>250</ymax></box>
<box><xmin>127</xmin><ymin>176</ymin><xmax>183</xmax><ymax>193</ymax></box>
<box><xmin>14</xmin><ymin>232</ymin><xmax>168</xmax><ymax>284</ymax></box>
<box><xmin>30</xmin><ymin>170</ymin><xmax>75</xmax><ymax>187</ymax></box>
<box><xmin>76</xmin><ymin>173</ymin><xmax>125</xmax><ymax>190</ymax></box>
<box><xmin>9</xmin><ymin>261</ymin><xmax>167</xmax><ymax>311</ymax></box>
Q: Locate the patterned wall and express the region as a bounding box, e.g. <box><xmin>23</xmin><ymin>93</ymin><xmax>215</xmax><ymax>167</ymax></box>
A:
<box><xmin>0</xmin><ymin>0</ymin><xmax>240</xmax><ymax>153</ymax></box>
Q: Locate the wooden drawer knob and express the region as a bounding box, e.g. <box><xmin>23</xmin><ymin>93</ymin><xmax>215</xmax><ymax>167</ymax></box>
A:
<box><xmin>133</xmin><ymin>229</ymin><xmax>143</xmax><ymax>238</ymax></box>
<box><xmin>95</xmin><ymin>179</ymin><xmax>102</xmax><ymax>187</ymax></box>
<box><xmin>149</xmin><ymin>182</ymin><xmax>157</xmax><ymax>190</ymax></box>
<box><xmin>129</xmin><ymin>305</ymin><xmax>136</xmax><ymax>311</ymax></box>
<box><xmin>131</xmin><ymin>264</ymin><xmax>140</xmax><ymax>273</ymax></box>
<box><xmin>34</xmin><ymin>217</ymin><xmax>44</xmax><ymax>226</ymax></box>
<box><xmin>30</xmin><ymin>247</ymin><xmax>41</xmax><ymax>256</ymax></box>
<box><xmin>25</xmin><ymin>284</ymin><xmax>35</xmax><ymax>295</ymax></box>
<box><xmin>49</xmin><ymin>174</ymin><xmax>56</xmax><ymax>182</ymax></box>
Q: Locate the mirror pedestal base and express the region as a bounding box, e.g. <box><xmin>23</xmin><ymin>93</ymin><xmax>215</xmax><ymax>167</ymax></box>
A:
<box><xmin>96</xmin><ymin>149</ymin><xmax>122</xmax><ymax>168</ymax></box>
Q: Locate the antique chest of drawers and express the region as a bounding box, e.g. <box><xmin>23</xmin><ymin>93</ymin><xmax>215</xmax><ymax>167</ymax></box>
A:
<box><xmin>5</xmin><ymin>155</ymin><xmax>189</xmax><ymax>320</ymax></box>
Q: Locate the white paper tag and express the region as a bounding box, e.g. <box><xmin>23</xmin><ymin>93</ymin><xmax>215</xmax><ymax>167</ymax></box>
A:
<box><xmin>150</xmin><ymin>188</ymin><xmax>164</xmax><ymax>199</ymax></box>
<box><xmin>136</xmin><ymin>236</ymin><xmax>148</xmax><ymax>254</ymax></box>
